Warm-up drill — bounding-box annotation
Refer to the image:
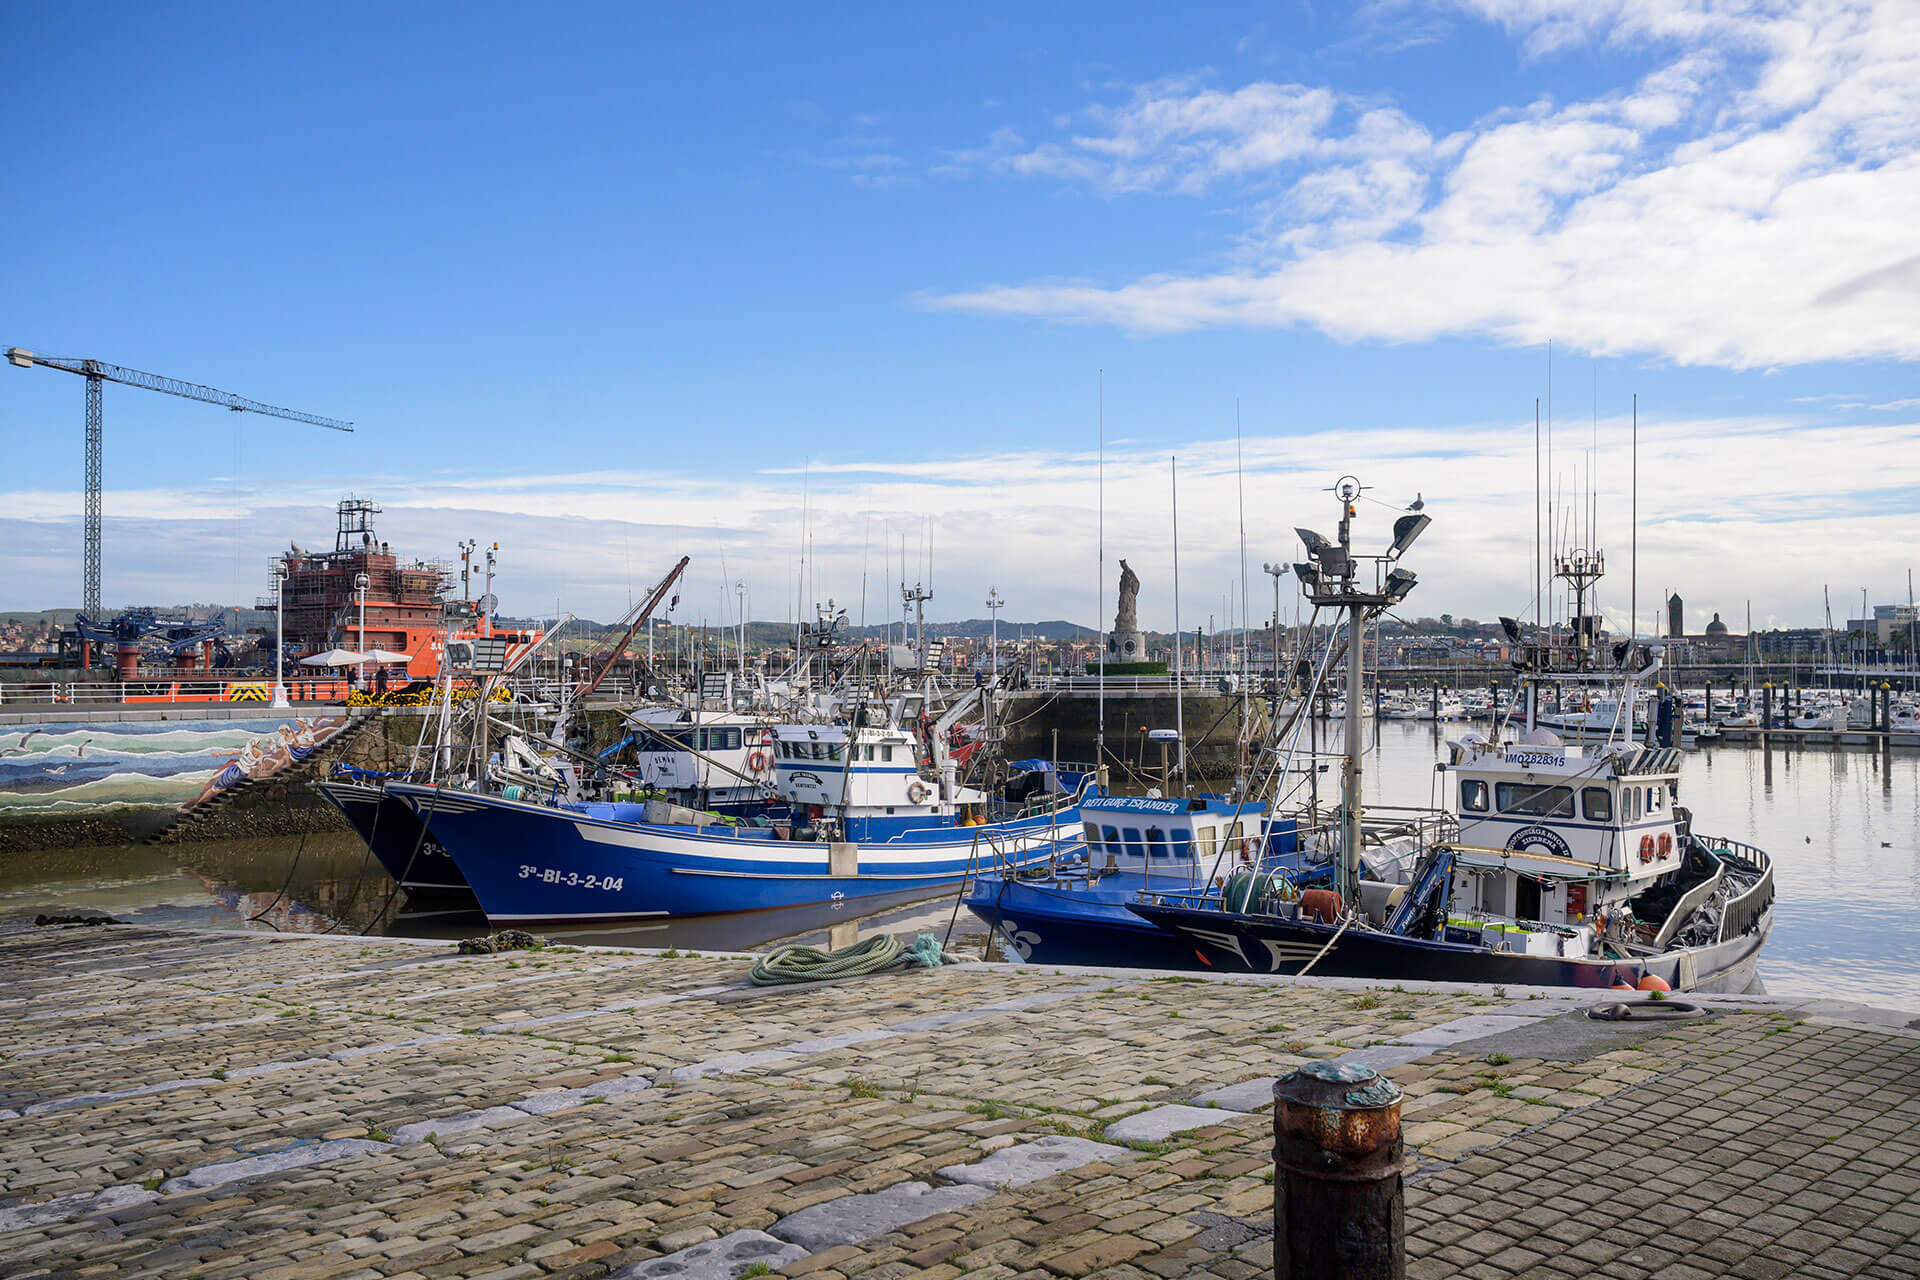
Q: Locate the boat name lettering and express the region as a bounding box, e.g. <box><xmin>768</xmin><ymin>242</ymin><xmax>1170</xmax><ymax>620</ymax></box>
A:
<box><xmin>1504</xmin><ymin>825</ymin><xmax>1574</xmax><ymax>859</ymax></box>
<box><xmin>1088</xmin><ymin>797</ymin><xmax>1184</xmax><ymax>813</ymax></box>
<box><xmin>517</xmin><ymin>865</ymin><xmax>625</xmax><ymax>892</ymax></box>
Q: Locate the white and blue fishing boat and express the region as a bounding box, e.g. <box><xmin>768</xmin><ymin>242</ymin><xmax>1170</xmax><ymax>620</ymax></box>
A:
<box><xmin>390</xmin><ymin>712</ymin><xmax>1089</xmax><ymax>924</ymax></box>
<box><xmin>964</xmin><ymin>793</ymin><xmax>1293</xmax><ymax>969</ymax></box>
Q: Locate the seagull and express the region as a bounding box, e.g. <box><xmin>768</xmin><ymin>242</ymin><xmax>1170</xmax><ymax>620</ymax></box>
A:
<box><xmin>1</xmin><ymin>729</ymin><xmax>44</xmax><ymax>757</ymax></box>
<box><xmin>1409</xmin><ymin>493</ymin><xmax>1425</xmax><ymax>511</ymax></box>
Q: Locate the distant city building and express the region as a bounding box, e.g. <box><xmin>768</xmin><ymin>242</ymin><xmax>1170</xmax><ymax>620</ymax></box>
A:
<box><xmin>1847</xmin><ymin>604</ymin><xmax>1918</xmax><ymax>647</ymax></box>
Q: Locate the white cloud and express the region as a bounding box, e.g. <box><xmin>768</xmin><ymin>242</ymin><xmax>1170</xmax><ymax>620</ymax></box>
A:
<box><xmin>999</xmin><ymin>77</ymin><xmax>1342</xmax><ymax>196</ymax></box>
<box><xmin>6</xmin><ymin>413</ymin><xmax>1919</xmax><ymax>633</ymax></box>
<box><xmin>924</xmin><ymin>1</ymin><xmax>1920</xmax><ymax>369</ymax></box>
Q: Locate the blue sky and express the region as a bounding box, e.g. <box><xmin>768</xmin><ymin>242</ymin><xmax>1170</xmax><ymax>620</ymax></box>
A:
<box><xmin>4</xmin><ymin>2</ymin><xmax>1918</xmax><ymax>633</ymax></box>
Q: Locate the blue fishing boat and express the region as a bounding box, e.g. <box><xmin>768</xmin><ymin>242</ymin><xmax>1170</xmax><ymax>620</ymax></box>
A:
<box><xmin>964</xmin><ymin>793</ymin><xmax>1293</xmax><ymax>969</ymax></box>
<box><xmin>391</xmin><ymin>720</ymin><xmax>1088</xmax><ymax>923</ymax></box>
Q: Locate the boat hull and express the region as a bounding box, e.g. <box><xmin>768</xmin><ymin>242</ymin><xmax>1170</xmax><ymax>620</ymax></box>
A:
<box><xmin>314</xmin><ymin>779</ymin><xmax>479</xmax><ymax>914</ymax></box>
<box><xmin>965</xmin><ymin>875</ymin><xmax>1211</xmax><ymax>970</ymax></box>
<box><xmin>389</xmin><ymin>783</ymin><xmax>1081</xmax><ymax>924</ymax></box>
<box><xmin>1127</xmin><ymin>902</ymin><xmax>1772</xmax><ymax>992</ymax></box>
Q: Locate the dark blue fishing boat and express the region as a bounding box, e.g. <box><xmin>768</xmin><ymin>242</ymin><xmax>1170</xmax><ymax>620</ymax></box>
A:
<box><xmin>315</xmin><ymin>774</ymin><xmax>478</xmax><ymax>915</ymax></box>
<box><xmin>1123</xmin><ymin>484</ymin><xmax>1775</xmax><ymax>992</ymax></box>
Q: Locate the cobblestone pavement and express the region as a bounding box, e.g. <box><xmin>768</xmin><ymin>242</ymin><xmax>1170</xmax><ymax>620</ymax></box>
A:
<box><xmin>1</xmin><ymin>925</ymin><xmax>1917</xmax><ymax>1280</ymax></box>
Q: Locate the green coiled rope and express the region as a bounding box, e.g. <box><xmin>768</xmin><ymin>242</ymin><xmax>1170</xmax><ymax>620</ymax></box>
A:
<box><xmin>747</xmin><ymin>931</ymin><xmax>966</xmax><ymax>986</ymax></box>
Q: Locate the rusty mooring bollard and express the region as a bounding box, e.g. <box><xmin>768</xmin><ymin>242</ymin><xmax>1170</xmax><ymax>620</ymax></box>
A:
<box><xmin>1272</xmin><ymin>1060</ymin><xmax>1405</xmax><ymax>1280</ymax></box>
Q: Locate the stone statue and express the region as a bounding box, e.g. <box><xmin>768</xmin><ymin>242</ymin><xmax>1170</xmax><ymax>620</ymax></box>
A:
<box><xmin>1108</xmin><ymin>560</ymin><xmax>1145</xmax><ymax>661</ymax></box>
<box><xmin>1114</xmin><ymin>560</ymin><xmax>1140</xmax><ymax>635</ymax></box>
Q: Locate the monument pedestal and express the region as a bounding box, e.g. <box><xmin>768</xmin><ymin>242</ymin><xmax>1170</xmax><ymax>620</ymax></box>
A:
<box><xmin>1107</xmin><ymin>631</ymin><xmax>1146</xmax><ymax>662</ymax></box>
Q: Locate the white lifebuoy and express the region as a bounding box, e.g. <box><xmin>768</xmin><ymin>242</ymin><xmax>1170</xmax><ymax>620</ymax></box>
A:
<box><xmin>906</xmin><ymin>780</ymin><xmax>930</xmax><ymax>804</ymax></box>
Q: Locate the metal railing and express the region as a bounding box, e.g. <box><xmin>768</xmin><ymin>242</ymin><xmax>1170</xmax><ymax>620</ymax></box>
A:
<box><xmin>1043</xmin><ymin>674</ymin><xmax>1257</xmax><ymax>694</ymax></box>
<box><xmin>1699</xmin><ymin>833</ymin><xmax>1775</xmax><ymax>942</ymax></box>
<box><xmin>0</xmin><ymin>677</ymin><xmax>357</xmax><ymax>706</ymax></box>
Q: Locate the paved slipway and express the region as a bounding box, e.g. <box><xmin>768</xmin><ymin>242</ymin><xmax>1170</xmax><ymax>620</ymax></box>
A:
<box><xmin>2</xmin><ymin>924</ymin><xmax>1918</xmax><ymax>1280</ymax></box>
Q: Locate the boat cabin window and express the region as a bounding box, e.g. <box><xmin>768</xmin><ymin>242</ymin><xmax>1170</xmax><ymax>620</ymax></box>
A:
<box><xmin>1196</xmin><ymin>824</ymin><xmax>1217</xmax><ymax>860</ymax></box>
<box><xmin>1145</xmin><ymin>826</ymin><xmax>1171</xmax><ymax>858</ymax></box>
<box><xmin>1582</xmin><ymin>787</ymin><xmax>1612</xmax><ymax>822</ymax></box>
<box><xmin>1647</xmin><ymin>786</ymin><xmax>1663</xmax><ymax>813</ymax></box>
<box><xmin>1171</xmin><ymin>828</ymin><xmax>1193</xmax><ymax>860</ymax></box>
<box><xmin>1123</xmin><ymin>827</ymin><xmax>1147</xmax><ymax>860</ymax></box>
<box><xmin>1083</xmin><ymin>823</ymin><xmax>1104</xmax><ymax>852</ymax></box>
<box><xmin>1102</xmin><ymin>825</ymin><xmax>1121</xmax><ymax>852</ymax></box>
<box><xmin>824</xmin><ymin>743</ymin><xmax>842</xmax><ymax>762</ymax></box>
<box><xmin>880</xmin><ymin>744</ymin><xmax>894</xmax><ymax>762</ymax></box>
<box><xmin>1460</xmin><ymin>779</ymin><xmax>1490</xmax><ymax>812</ymax></box>
<box><xmin>1515</xmin><ymin>876</ymin><xmax>1542</xmax><ymax>921</ymax></box>
<box><xmin>1496</xmin><ymin>782</ymin><xmax>1574</xmax><ymax>818</ymax></box>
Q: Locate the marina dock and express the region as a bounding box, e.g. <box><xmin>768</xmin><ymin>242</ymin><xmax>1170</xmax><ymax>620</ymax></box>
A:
<box><xmin>3</xmin><ymin>924</ymin><xmax>1917</xmax><ymax>1279</ymax></box>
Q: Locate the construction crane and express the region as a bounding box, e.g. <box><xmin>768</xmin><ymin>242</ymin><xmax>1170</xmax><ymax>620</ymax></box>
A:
<box><xmin>5</xmin><ymin>347</ymin><xmax>354</xmax><ymax>615</ymax></box>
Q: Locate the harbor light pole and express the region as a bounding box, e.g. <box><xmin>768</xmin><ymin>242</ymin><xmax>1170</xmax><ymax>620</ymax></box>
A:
<box><xmin>355</xmin><ymin>571</ymin><xmax>369</xmax><ymax>690</ymax></box>
<box><xmin>736</xmin><ymin>580</ymin><xmax>748</xmax><ymax>675</ymax></box>
<box><xmin>271</xmin><ymin>561</ymin><xmax>290</xmax><ymax>708</ymax></box>
<box><xmin>987</xmin><ymin>587</ymin><xmax>1004</xmax><ymax>680</ymax></box>
<box><xmin>1262</xmin><ymin>562</ymin><xmax>1291</xmax><ymax>710</ymax></box>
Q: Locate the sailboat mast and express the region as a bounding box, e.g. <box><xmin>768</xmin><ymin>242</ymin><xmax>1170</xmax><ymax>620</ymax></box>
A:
<box><xmin>1097</xmin><ymin>371</ymin><xmax>1106</xmax><ymax>780</ymax></box>
<box><xmin>1535</xmin><ymin>399</ymin><xmax>1543</xmax><ymax>629</ymax></box>
<box><xmin>1171</xmin><ymin>455</ymin><xmax>1186</xmax><ymax>792</ymax></box>
<box><xmin>1236</xmin><ymin>402</ymin><xmax>1250</xmax><ymax>774</ymax></box>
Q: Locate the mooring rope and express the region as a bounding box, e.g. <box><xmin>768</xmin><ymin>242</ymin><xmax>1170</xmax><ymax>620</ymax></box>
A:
<box><xmin>747</xmin><ymin>932</ymin><xmax>965</xmax><ymax>986</ymax></box>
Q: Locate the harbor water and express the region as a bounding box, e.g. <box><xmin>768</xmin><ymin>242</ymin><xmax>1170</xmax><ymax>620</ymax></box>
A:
<box><xmin>3</xmin><ymin>722</ymin><xmax>1916</xmax><ymax>1009</ymax></box>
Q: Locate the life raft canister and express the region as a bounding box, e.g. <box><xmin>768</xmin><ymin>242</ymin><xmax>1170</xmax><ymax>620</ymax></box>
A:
<box><xmin>1298</xmin><ymin>888</ymin><xmax>1343</xmax><ymax>925</ymax></box>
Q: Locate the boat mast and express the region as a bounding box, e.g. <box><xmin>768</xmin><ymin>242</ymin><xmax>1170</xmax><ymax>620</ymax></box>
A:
<box><xmin>1343</xmin><ymin>593</ymin><xmax>1364</xmax><ymax>901</ymax></box>
<box><xmin>1171</xmin><ymin>455</ymin><xmax>1186</xmax><ymax>793</ymax></box>
<box><xmin>1097</xmin><ymin>371</ymin><xmax>1106</xmax><ymax>782</ymax></box>
<box><xmin>1293</xmin><ymin>476</ymin><xmax>1426</xmax><ymax>905</ymax></box>
<box><xmin>1235</xmin><ymin>402</ymin><xmax>1251</xmax><ymax>791</ymax></box>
